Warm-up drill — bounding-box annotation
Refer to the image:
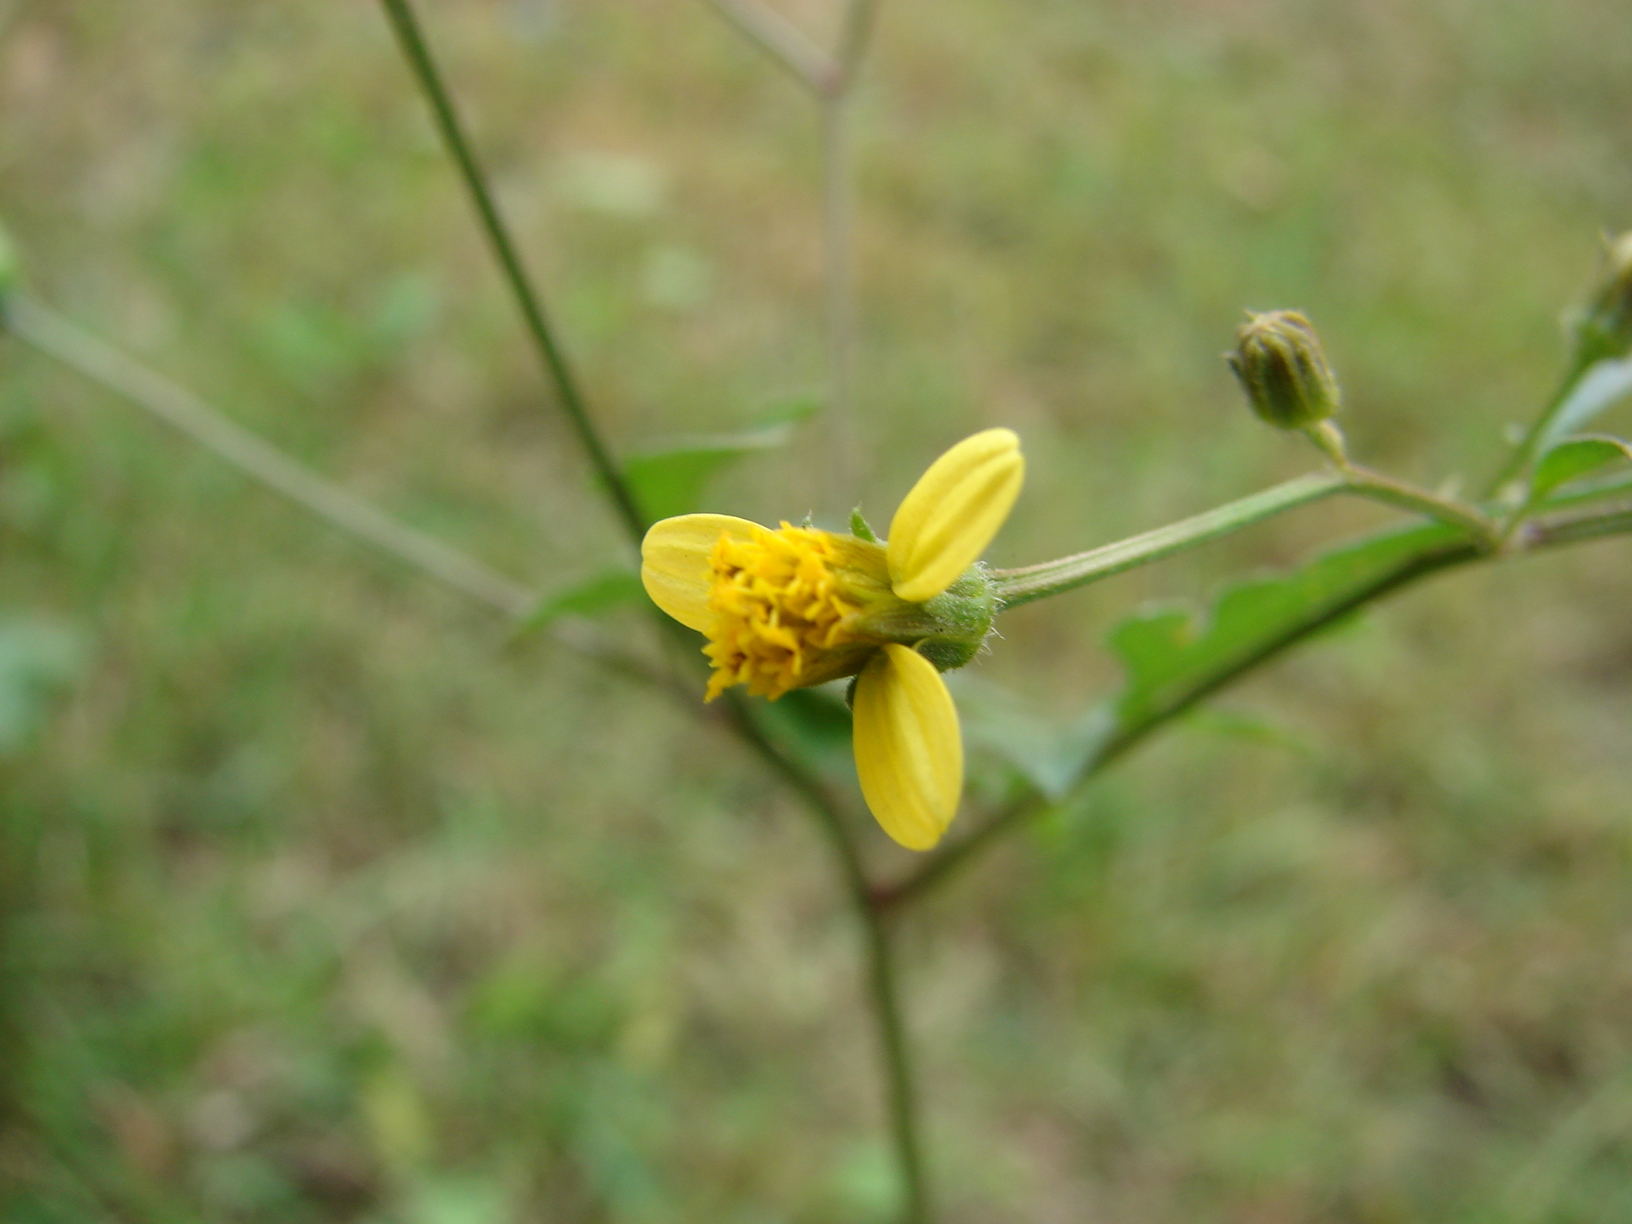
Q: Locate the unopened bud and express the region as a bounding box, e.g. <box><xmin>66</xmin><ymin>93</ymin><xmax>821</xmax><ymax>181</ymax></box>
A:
<box><xmin>1572</xmin><ymin>232</ymin><xmax>1632</xmax><ymax>365</ymax></box>
<box><xmin>1227</xmin><ymin>309</ymin><xmax>1341</xmax><ymax>431</ymax></box>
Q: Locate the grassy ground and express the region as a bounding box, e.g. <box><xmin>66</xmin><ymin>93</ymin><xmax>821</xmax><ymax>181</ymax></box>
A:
<box><xmin>2</xmin><ymin>0</ymin><xmax>1632</xmax><ymax>1220</ymax></box>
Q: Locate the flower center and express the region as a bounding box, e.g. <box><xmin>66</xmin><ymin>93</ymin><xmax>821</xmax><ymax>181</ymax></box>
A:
<box><xmin>703</xmin><ymin>523</ymin><xmax>865</xmax><ymax>701</ymax></box>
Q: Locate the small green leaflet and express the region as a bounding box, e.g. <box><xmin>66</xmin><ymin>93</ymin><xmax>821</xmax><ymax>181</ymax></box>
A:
<box><xmin>1108</xmin><ymin>521</ymin><xmax>1461</xmax><ymax>724</ymax></box>
<box><xmin>1529</xmin><ymin>435</ymin><xmax>1632</xmax><ymax>503</ymax></box>
<box><xmin>514</xmin><ymin>570</ymin><xmax>645</xmax><ymax>638</ymax></box>
<box><xmin>623</xmin><ymin>396</ymin><xmax>820</xmax><ymax>523</ymax></box>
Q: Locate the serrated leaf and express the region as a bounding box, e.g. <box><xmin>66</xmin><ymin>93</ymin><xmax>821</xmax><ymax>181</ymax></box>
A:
<box><xmin>514</xmin><ymin>570</ymin><xmax>644</xmax><ymax>638</ymax></box>
<box><xmin>625</xmin><ymin>398</ymin><xmax>820</xmax><ymax>524</ymax></box>
<box><xmin>1530</xmin><ymin>435</ymin><xmax>1632</xmax><ymax>501</ymax></box>
<box><xmin>1110</xmin><ymin>522</ymin><xmax>1459</xmax><ymax>723</ymax></box>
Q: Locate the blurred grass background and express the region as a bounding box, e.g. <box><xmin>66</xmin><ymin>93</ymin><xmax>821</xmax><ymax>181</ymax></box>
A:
<box><xmin>2</xmin><ymin>0</ymin><xmax>1632</xmax><ymax>1220</ymax></box>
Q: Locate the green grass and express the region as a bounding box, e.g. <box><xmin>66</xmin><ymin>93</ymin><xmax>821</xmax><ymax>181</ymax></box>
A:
<box><xmin>3</xmin><ymin>0</ymin><xmax>1632</xmax><ymax>1220</ymax></box>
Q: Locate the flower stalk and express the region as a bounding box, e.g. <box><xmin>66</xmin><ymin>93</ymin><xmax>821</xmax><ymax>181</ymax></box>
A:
<box><xmin>991</xmin><ymin>472</ymin><xmax>1347</xmax><ymax>608</ymax></box>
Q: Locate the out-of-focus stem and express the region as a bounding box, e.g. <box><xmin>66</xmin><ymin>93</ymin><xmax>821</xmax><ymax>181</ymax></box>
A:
<box><xmin>1</xmin><ymin>295</ymin><xmax>689</xmax><ymax>696</ymax></box>
<box><xmin>700</xmin><ymin>0</ymin><xmax>834</xmax><ymax>89</ymax></box>
<box><xmin>835</xmin><ymin>0</ymin><xmax>884</xmax><ymax>89</ymax></box>
<box><xmin>822</xmin><ymin>93</ymin><xmax>858</xmax><ymax>498</ymax></box>
<box><xmin>377</xmin><ymin>0</ymin><xmax>649</xmax><ymax>549</ymax></box>
<box><xmin>721</xmin><ymin>696</ymin><xmax>929</xmax><ymax>1223</ymax></box>
<box><xmin>4</xmin><ymin>296</ymin><xmax>536</xmax><ymax>617</ymax></box>
<box><xmin>1484</xmin><ymin>353</ymin><xmax>1596</xmax><ymax>501</ymax></box>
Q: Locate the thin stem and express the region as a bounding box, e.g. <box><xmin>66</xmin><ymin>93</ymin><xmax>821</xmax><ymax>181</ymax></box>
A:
<box><xmin>720</xmin><ymin>696</ymin><xmax>929</xmax><ymax>1221</ymax></box>
<box><xmin>859</xmin><ymin>901</ymin><xmax>930</xmax><ymax>1224</ymax></box>
<box><xmin>1339</xmin><ymin>463</ymin><xmax>1500</xmax><ymax>546</ymax></box>
<box><xmin>992</xmin><ymin>472</ymin><xmax>1346</xmax><ymax>608</ymax></box>
<box><xmin>1483</xmin><ymin>353</ymin><xmax>1596</xmax><ymax>500</ymax></box>
<box><xmin>836</xmin><ymin>0</ymin><xmax>885</xmax><ymax>87</ymax></box>
<box><xmin>880</xmin><ymin>500</ymin><xmax>1632</xmax><ymax>908</ymax></box>
<box><xmin>4</xmin><ymin>295</ymin><xmax>535</xmax><ymax>617</ymax></box>
<box><xmin>2</xmin><ymin>294</ymin><xmax>690</xmax><ymax>696</ymax></box>
<box><xmin>376</xmin><ymin>0</ymin><xmax>649</xmax><ymax>548</ymax></box>
<box><xmin>821</xmin><ymin>94</ymin><xmax>858</xmax><ymax>498</ymax></box>
<box><xmin>699</xmin><ymin>0</ymin><xmax>835</xmax><ymax>91</ymax></box>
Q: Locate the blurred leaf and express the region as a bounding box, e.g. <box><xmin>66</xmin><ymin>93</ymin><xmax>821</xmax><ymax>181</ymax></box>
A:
<box><xmin>756</xmin><ymin>685</ymin><xmax>853</xmax><ymax>774</ymax></box>
<box><xmin>954</xmin><ymin>676</ymin><xmax>1113</xmax><ymax>799</ymax></box>
<box><xmin>0</xmin><ymin>617</ymin><xmax>87</xmax><ymax>756</ymax></box>
<box><xmin>514</xmin><ymin>570</ymin><xmax>644</xmax><ymax>639</ymax></box>
<box><xmin>405</xmin><ymin>1177</ymin><xmax>509</xmax><ymax>1224</ymax></box>
<box><xmin>1109</xmin><ymin>522</ymin><xmax>1459</xmax><ymax>724</ymax></box>
<box><xmin>1541</xmin><ymin>356</ymin><xmax>1632</xmax><ymax>449</ymax></box>
<box><xmin>625</xmin><ymin>399</ymin><xmax>819</xmax><ymax>523</ymax></box>
<box><xmin>1530</xmin><ymin>435</ymin><xmax>1632</xmax><ymax>501</ymax></box>
<box><xmin>828</xmin><ymin>1139</ymin><xmax>899</xmax><ymax>1222</ymax></box>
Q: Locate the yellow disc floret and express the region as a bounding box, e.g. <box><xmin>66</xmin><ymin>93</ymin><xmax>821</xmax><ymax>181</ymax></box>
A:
<box><xmin>703</xmin><ymin>522</ymin><xmax>865</xmax><ymax>701</ymax></box>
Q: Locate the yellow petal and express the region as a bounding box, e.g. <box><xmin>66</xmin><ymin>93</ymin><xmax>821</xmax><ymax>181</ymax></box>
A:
<box><xmin>887</xmin><ymin>427</ymin><xmax>1024</xmax><ymax>603</ymax></box>
<box><xmin>640</xmin><ymin>514</ymin><xmax>758</xmax><ymax>632</ymax></box>
<box><xmin>852</xmin><ymin>644</ymin><xmax>963</xmax><ymax>850</ymax></box>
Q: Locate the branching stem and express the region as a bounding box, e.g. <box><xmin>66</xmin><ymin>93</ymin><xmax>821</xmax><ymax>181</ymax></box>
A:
<box><xmin>880</xmin><ymin>496</ymin><xmax>1632</xmax><ymax>909</ymax></box>
<box><xmin>700</xmin><ymin>0</ymin><xmax>834</xmax><ymax>90</ymax></box>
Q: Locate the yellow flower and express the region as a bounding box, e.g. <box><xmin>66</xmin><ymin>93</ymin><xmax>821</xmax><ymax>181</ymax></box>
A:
<box><xmin>641</xmin><ymin>428</ymin><xmax>1024</xmax><ymax>850</ymax></box>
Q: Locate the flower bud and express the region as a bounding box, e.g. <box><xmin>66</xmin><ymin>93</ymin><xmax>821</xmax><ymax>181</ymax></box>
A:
<box><xmin>1572</xmin><ymin>231</ymin><xmax>1632</xmax><ymax>365</ymax></box>
<box><xmin>1227</xmin><ymin>309</ymin><xmax>1342</xmax><ymax>430</ymax></box>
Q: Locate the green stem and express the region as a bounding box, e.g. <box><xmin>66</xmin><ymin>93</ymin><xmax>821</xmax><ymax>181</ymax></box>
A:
<box><xmin>835</xmin><ymin>0</ymin><xmax>884</xmax><ymax>89</ymax></box>
<box><xmin>699</xmin><ymin>0</ymin><xmax>834</xmax><ymax>90</ymax></box>
<box><xmin>0</xmin><ymin>294</ymin><xmax>692</xmax><ymax>694</ymax></box>
<box><xmin>721</xmin><ymin>697</ymin><xmax>929</xmax><ymax>1222</ymax></box>
<box><xmin>880</xmin><ymin>498</ymin><xmax>1632</xmax><ymax>909</ymax></box>
<box><xmin>4</xmin><ymin>294</ymin><xmax>537</xmax><ymax>617</ymax></box>
<box><xmin>991</xmin><ymin>472</ymin><xmax>1346</xmax><ymax>608</ymax></box>
<box><xmin>993</xmin><ymin>462</ymin><xmax>1499</xmax><ymax>612</ymax></box>
<box><xmin>1339</xmin><ymin>463</ymin><xmax>1499</xmax><ymax>546</ymax></box>
<box><xmin>376</xmin><ymin>0</ymin><xmax>649</xmax><ymax>548</ymax></box>
<box><xmin>860</xmin><ymin>902</ymin><xmax>929</xmax><ymax>1224</ymax></box>
<box><xmin>821</xmin><ymin>93</ymin><xmax>858</xmax><ymax>499</ymax></box>
<box><xmin>1483</xmin><ymin>353</ymin><xmax>1596</xmax><ymax>501</ymax></box>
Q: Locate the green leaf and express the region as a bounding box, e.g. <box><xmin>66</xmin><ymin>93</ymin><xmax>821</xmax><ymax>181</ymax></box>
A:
<box><xmin>1540</xmin><ymin>356</ymin><xmax>1632</xmax><ymax>449</ymax></box>
<box><xmin>1109</xmin><ymin>522</ymin><xmax>1460</xmax><ymax>724</ymax></box>
<box><xmin>756</xmin><ymin>685</ymin><xmax>854</xmax><ymax>774</ymax></box>
<box><xmin>953</xmin><ymin>676</ymin><xmax>1113</xmax><ymax>799</ymax></box>
<box><xmin>1530</xmin><ymin>435</ymin><xmax>1632</xmax><ymax>501</ymax></box>
<box><xmin>514</xmin><ymin>570</ymin><xmax>644</xmax><ymax>638</ymax></box>
<box><xmin>624</xmin><ymin>397</ymin><xmax>820</xmax><ymax>524</ymax></box>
